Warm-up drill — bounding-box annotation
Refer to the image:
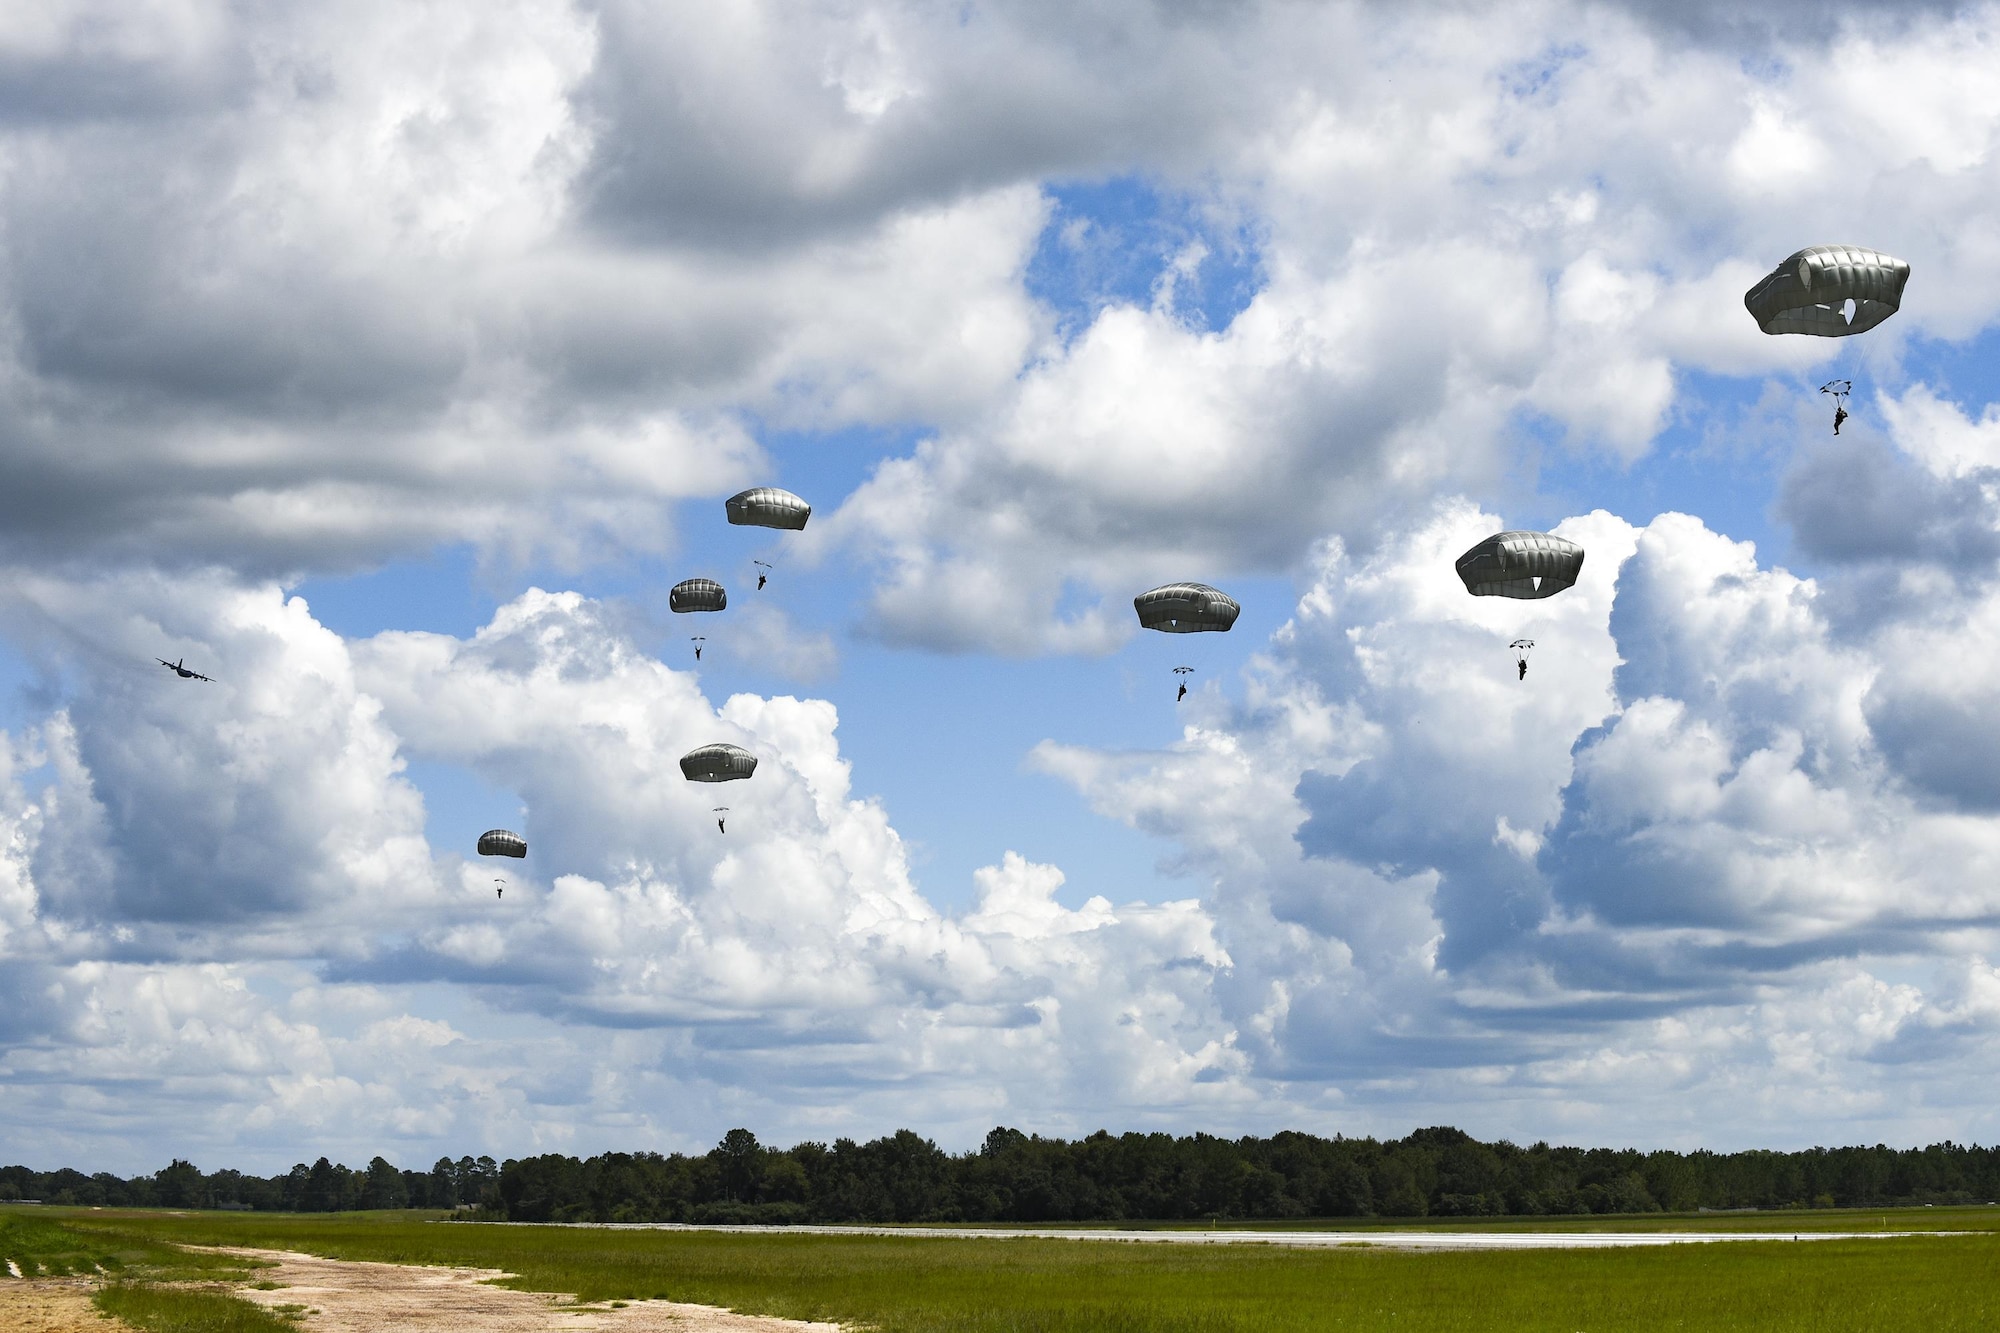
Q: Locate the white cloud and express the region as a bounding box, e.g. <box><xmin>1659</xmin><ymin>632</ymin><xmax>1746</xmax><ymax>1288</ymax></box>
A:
<box><xmin>825</xmin><ymin>3</ymin><xmax>2000</xmax><ymax>652</ymax></box>
<box><xmin>5</xmin><ymin>0</ymin><xmax>2000</xmax><ymax>1167</ymax></box>
<box><xmin>1034</xmin><ymin>495</ymin><xmax>2000</xmax><ymax>1144</ymax></box>
<box><xmin>0</xmin><ymin>580</ymin><xmax>1249</xmax><ymax>1165</ymax></box>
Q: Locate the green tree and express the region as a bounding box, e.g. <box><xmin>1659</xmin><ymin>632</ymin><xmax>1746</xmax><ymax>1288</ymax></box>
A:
<box><xmin>713</xmin><ymin>1129</ymin><xmax>764</xmax><ymax>1202</ymax></box>
<box><xmin>153</xmin><ymin>1159</ymin><xmax>203</xmax><ymax>1209</ymax></box>
<box><xmin>361</xmin><ymin>1157</ymin><xmax>407</xmax><ymax>1210</ymax></box>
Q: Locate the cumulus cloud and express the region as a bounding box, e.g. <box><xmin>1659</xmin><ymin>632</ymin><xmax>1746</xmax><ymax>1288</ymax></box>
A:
<box><xmin>823</xmin><ymin>2</ymin><xmax>2000</xmax><ymax>652</ymax></box>
<box><xmin>8</xmin><ymin>0</ymin><xmax>2000</xmax><ymax>1166</ymax></box>
<box><xmin>4</xmin><ymin>1</ymin><xmax>1997</xmax><ymax>599</ymax></box>
<box><xmin>0</xmin><ymin>0</ymin><xmax>1052</xmax><ymax>576</ymax></box>
<box><xmin>0</xmin><ymin>581</ymin><xmax>1244</xmax><ymax>1165</ymax></box>
<box><xmin>1036</xmin><ymin>491</ymin><xmax>2000</xmax><ymax>1144</ymax></box>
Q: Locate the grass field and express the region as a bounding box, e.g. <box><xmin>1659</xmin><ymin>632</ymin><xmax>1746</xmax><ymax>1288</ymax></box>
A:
<box><xmin>28</xmin><ymin>1205</ymin><xmax>2000</xmax><ymax>1332</ymax></box>
<box><xmin>94</xmin><ymin>1282</ymin><xmax>304</xmax><ymax>1333</ymax></box>
<box><xmin>2</xmin><ymin>1208</ymin><xmax>294</xmax><ymax>1332</ymax></box>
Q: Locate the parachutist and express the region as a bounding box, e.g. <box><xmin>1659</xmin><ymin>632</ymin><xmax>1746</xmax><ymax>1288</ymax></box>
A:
<box><xmin>1177</xmin><ymin>681</ymin><xmax>1188</xmax><ymax>702</ymax></box>
<box><xmin>1510</xmin><ymin>638</ymin><xmax>1535</xmax><ymax>682</ymax></box>
<box><xmin>1833</xmin><ymin>404</ymin><xmax>1848</xmax><ymax>435</ymax></box>
<box><xmin>718</xmin><ymin>817</ymin><xmax>726</xmax><ymax>833</ymax></box>
<box><xmin>757</xmin><ymin>574</ymin><xmax>767</xmax><ymax>590</ymax></box>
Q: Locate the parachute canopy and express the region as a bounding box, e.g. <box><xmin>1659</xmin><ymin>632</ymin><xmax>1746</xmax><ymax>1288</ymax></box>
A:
<box><xmin>1455</xmin><ymin>531</ymin><xmax>1585</xmax><ymax>600</ymax></box>
<box><xmin>680</xmin><ymin>743</ymin><xmax>758</xmax><ymax>783</ymax></box>
<box><xmin>477</xmin><ymin>829</ymin><xmax>527</xmax><ymax>858</ymax></box>
<box><xmin>1134</xmin><ymin>583</ymin><xmax>1241</xmax><ymax>633</ymax></box>
<box><xmin>1744</xmin><ymin>246</ymin><xmax>1910</xmax><ymax>338</ymax></box>
<box><xmin>669</xmin><ymin>578</ymin><xmax>727</xmax><ymax>613</ymax></box>
<box><xmin>726</xmin><ymin>487</ymin><xmax>812</xmax><ymax>530</ymax></box>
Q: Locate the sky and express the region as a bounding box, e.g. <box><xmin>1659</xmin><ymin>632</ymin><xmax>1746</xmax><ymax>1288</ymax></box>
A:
<box><xmin>5</xmin><ymin>0</ymin><xmax>2000</xmax><ymax>1175</ymax></box>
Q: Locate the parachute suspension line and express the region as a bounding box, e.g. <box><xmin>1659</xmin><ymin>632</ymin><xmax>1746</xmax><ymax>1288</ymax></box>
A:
<box><xmin>1821</xmin><ymin>379</ymin><xmax>1854</xmax><ymax>435</ymax></box>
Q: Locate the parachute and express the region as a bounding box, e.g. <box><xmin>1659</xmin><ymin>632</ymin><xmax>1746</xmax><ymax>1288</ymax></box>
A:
<box><xmin>670</xmin><ymin>578</ymin><xmax>727</xmax><ymax>613</ymax></box>
<box><xmin>726</xmin><ymin>487</ymin><xmax>812</xmax><ymax>530</ymax></box>
<box><xmin>477</xmin><ymin>829</ymin><xmax>527</xmax><ymax>858</ymax></box>
<box><xmin>1134</xmin><ymin>583</ymin><xmax>1241</xmax><ymax>633</ymax></box>
<box><xmin>680</xmin><ymin>743</ymin><xmax>758</xmax><ymax>783</ymax></box>
<box><xmin>1455</xmin><ymin>532</ymin><xmax>1585</xmax><ymax>600</ymax></box>
<box><xmin>1744</xmin><ymin>246</ymin><xmax>1910</xmax><ymax>338</ymax></box>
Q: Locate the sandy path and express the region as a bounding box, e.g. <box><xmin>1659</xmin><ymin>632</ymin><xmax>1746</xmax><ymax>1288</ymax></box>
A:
<box><xmin>218</xmin><ymin>1248</ymin><xmax>842</xmax><ymax>1333</ymax></box>
<box><xmin>0</xmin><ymin>1277</ymin><xmax>114</xmax><ymax>1331</ymax></box>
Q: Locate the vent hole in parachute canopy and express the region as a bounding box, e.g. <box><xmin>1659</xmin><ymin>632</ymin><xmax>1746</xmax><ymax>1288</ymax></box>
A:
<box><xmin>1843</xmin><ymin>298</ymin><xmax>1857</xmax><ymax>324</ymax></box>
<box><xmin>1531</xmin><ymin>576</ymin><xmax>1541</xmax><ymax>592</ymax></box>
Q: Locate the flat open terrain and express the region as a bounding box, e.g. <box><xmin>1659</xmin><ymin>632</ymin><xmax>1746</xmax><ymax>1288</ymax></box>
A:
<box><xmin>221</xmin><ymin>1246</ymin><xmax>841</xmax><ymax>1333</ymax></box>
<box><xmin>25</xmin><ymin>1205</ymin><xmax>2000</xmax><ymax>1333</ymax></box>
<box><xmin>0</xmin><ymin>1277</ymin><xmax>108</xmax><ymax>1333</ymax></box>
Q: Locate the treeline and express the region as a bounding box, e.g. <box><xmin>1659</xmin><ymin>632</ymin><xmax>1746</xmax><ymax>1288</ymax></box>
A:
<box><xmin>7</xmin><ymin>1127</ymin><xmax>1999</xmax><ymax>1222</ymax></box>
<box><xmin>0</xmin><ymin>1154</ymin><xmax>501</xmax><ymax>1213</ymax></box>
<box><xmin>494</xmin><ymin>1127</ymin><xmax>2000</xmax><ymax>1223</ymax></box>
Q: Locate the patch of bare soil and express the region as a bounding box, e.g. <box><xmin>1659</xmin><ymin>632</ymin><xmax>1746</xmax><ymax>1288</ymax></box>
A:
<box><xmin>0</xmin><ymin>1277</ymin><xmax>115</xmax><ymax>1331</ymax></box>
<box><xmin>216</xmin><ymin>1248</ymin><xmax>844</xmax><ymax>1333</ymax></box>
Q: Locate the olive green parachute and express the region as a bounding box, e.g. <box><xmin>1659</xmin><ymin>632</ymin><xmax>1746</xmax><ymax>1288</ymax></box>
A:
<box><xmin>1455</xmin><ymin>532</ymin><xmax>1584</xmax><ymax>599</ymax></box>
<box><xmin>681</xmin><ymin>743</ymin><xmax>758</xmax><ymax>783</ymax></box>
<box><xmin>669</xmin><ymin>578</ymin><xmax>727</xmax><ymax>613</ymax></box>
<box><xmin>1134</xmin><ymin>583</ymin><xmax>1241</xmax><ymax>633</ymax></box>
<box><xmin>1744</xmin><ymin>246</ymin><xmax>1910</xmax><ymax>337</ymax></box>
<box><xmin>477</xmin><ymin>829</ymin><xmax>527</xmax><ymax>858</ymax></box>
<box><xmin>725</xmin><ymin>487</ymin><xmax>812</xmax><ymax>530</ymax></box>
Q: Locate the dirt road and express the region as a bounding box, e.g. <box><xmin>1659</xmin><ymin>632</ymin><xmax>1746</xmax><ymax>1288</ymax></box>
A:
<box><xmin>0</xmin><ymin>1277</ymin><xmax>111</xmax><ymax>1332</ymax></box>
<box><xmin>221</xmin><ymin>1248</ymin><xmax>842</xmax><ymax>1333</ymax></box>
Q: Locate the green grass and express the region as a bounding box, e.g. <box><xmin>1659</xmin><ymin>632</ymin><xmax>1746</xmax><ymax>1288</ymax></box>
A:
<box><xmin>4</xmin><ymin>1206</ymin><xmax>283</xmax><ymax>1333</ymax></box>
<box><xmin>41</xmin><ymin>1207</ymin><xmax>2000</xmax><ymax>1333</ymax></box>
<box><xmin>94</xmin><ymin>1283</ymin><xmax>303</xmax><ymax>1333</ymax></box>
<box><xmin>0</xmin><ymin>1209</ymin><xmax>262</xmax><ymax>1284</ymax></box>
<box><xmin>0</xmin><ymin>1208</ymin><xmax>128</xmax><ymax>1277</ymax></box>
